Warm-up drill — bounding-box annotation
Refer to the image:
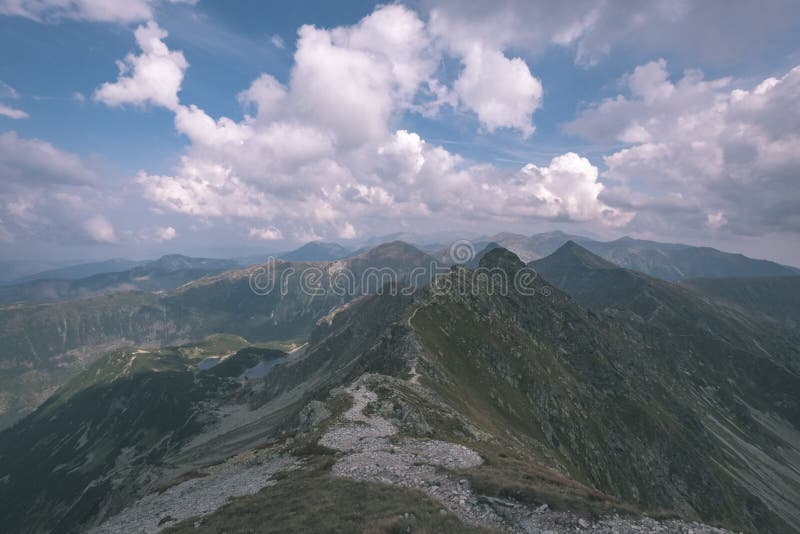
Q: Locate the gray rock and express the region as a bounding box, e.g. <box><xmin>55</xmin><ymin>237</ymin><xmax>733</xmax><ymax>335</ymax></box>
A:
<box><xmin>298</xmin><ymin>400</ymin><xmax>331</xmax><ymax>432</ymax></box>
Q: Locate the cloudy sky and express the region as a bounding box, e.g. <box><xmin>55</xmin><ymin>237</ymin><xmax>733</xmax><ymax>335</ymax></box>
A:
<box><xmin>1</xmin><ymin>0</ymin><xmax>799</xmax><ymax>264</ymax></box>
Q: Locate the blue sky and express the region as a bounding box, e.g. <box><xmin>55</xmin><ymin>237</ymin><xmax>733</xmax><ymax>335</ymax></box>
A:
<box><xmin>1</xmin><ymin>0</ymin><xmax>799</xmax><ymax>264</ymax></box>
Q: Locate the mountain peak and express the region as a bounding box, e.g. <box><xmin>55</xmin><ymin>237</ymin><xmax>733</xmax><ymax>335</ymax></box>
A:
<box><xmin>363</xmin><ymin>240</ymin><xmax>421</xmax><ymax>256</ymax></box>
<box><xmin>478</xmin><ymin>246</ymin><xmax>525</xmax><ymax>273</ymax></box>
<box><xmin>281</xmin><ymin>241</ymin><xmax>350</xmax><ymax>262</ymax></box>
<box><xmin>150</xmin><ymin>254</ymin><xmax>193</xmax><ymax>269</ymax></box>
<box><xmin>547</xmin><ymin>241</ymin><xmax>619</xmax><ymax>270</ymax></box>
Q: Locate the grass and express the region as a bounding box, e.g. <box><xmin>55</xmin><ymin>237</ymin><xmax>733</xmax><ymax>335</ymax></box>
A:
<box><xmin>459</xmin><ymin>451</ymin><xmax>678</xmax><ymax>521</ymax></box>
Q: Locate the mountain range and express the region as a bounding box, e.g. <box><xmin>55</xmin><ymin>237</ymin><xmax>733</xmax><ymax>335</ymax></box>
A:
<box><xmin>0</xmin><ymin>255</ymin><xmax>239</xmax><ymax>304</ymax></box>
<box><xmin>0</xmin><ymin>236</ymin><xmax>799</xmax><ymax>532</ymax></box>
<box><xmin>439</xmin><ymin>231</ymin><xmax>798</xmax><ymax>280</ymax></box>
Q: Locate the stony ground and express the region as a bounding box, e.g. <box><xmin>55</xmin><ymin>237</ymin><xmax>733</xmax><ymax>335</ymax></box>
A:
<box><xmin>319</xmin><ymin>374</ymin><xmax>733</xmax><ymax>534</ymax></box>
<box><xmin>320</xmin><ymin>378</ymin><xmax>499</xmax><ymax>526</ymax></box>
<box><xmin>91</xmin><ymin>451</ymin><xmax>297</xmax><ymax>533</ymax></box>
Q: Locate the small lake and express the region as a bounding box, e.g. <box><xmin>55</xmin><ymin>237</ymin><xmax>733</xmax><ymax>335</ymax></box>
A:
<box><xmin>240</xmin><ymin>356</ymin><xmax>288</xmax><ymax>380</ymax></box>
<box><xmin>197</xmin><ymin>356</ymin><xmax>222</xmax><ymax>370</ymax></box>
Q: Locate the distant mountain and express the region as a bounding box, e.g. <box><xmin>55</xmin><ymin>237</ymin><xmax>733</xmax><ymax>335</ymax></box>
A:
<box><xmin>0</xmin><ymin>259</ymin><xmax>73</xmax><ymax>283</ymax></box>
<box><xmin>581</xmin><ymin>236</ymin><xmax>798</xmax><ymax>281</ymax></box>
<box><xmin>5</xmin><ymin>245</ymin><xmax>798</xmax><ymax>532</ymax></box>
<box><xmin>279</xmin><ymin>241</ymin><xmax>351</xmax><ymax>262</ymax></box>
<box><xmin>12</xmin><ymin>258</ymin><xmax>147</xmax><ymax>283</ymax></box>
<box><xmin>439</xmin><ymin>231</ymin><xmax>798</xmax><ymax>281</ymax></box>
<box><xmin>0</xmin><ymin>254</ymin><xmax>238</xmax><ymax>304</ymax></box>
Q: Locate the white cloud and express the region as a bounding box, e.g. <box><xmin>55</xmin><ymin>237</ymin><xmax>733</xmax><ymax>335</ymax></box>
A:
<box><xmin>453</xmin><ymin>44</ymin><xmax>541</xmax><ymax>136</ymax></box>
<box><xmin>110</xmin><ymin>5</ymin><xmax>623</xmax><ymax>242</ymax></box>
<box><xmin>0</xmin><ymin>80</ymin><xmax>19</xmax><ymax>99</ymax></box>
<box><xmin>248</xmin><ymin>226</ymin><xmax>283</xmax><ymax>240</ymax></box>
<box><xmin>0</xmin><ymin>0</ymin><xmax>195</xmax><ymax>24</ymax></box>
<box><xmin>567</xmin><ymin>61</ymin><xmax>800</xmax><ymax>236</ymax></box>
<box><xmin>0</xmin><ymin>104</ymin><xmax>28</xmax><ymax>119</ymax></box>
<box><xmin>0</xmin><ymin>131</ymin><xmax>96</xmax><ymax>187</ymax></box>
<box><xmin>270</xmin><ymin>34</ymin><xmax>285</xmax><ymax>49</ymax></box>
<box><xmin>83</xmin><ymin>214</ymin><xmax>116</xmax><ymax>242</ymax></box>
<box><xmin>706</xmin><ymin>211</ymin><xmax>727</xmax><ymax>230</ymax></box>
<box><xmin>237</xmin><ymin>74</ymin><xmax>287</xmax><ymax>119</ymax></box>
<box><xmin>424</xmin><ymin>0</ymin><xmax>800</xmax><ymax>66</ymax></box>
<box><xmin>94</xmin><ymin>21</ymin><xmax>187</xmax><ymax>110</ymax></box>
<box><xmin>155</xmin><ymin>225</ymin><xmax>176</xmax><ymax>241</ymax></box>
<box><xmin>338</xmin><ymin>222</ymin><xmax>356</xmax><ymax>239</ymax></box>
<box><xmin>0</xmin><ymin>132</ymin><xmax>134</xmax><ymax>246</ymax></box>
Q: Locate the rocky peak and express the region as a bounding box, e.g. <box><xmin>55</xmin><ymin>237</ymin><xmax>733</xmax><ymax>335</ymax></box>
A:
<box><xmin>478</xmin><ymin>246</ymin><xmax>525</xmax><ymax>273</ymax></box>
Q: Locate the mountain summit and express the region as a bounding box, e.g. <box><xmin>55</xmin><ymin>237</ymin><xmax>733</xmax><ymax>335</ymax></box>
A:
<box><xmin>477</xmin><ymin>245</ymin><xmax>525</xmax><ymax>273</ymax></box>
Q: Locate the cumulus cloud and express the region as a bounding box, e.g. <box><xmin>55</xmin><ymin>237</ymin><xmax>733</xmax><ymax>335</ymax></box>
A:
<box><xmin>83</xmin><ymin>214</ymin><xmax>116</xmax><ymax>242</ymax></box>
<box><xmin>94</xmin><ymin>21</ymin><xmax>187</xmax><ymax>110</ymax></box>
<box><xmin>453</xmin><ymin>44</ymin><xmax>541</xmax><ymax>136</ymax></box>
<box><xmin>248</xmin><ymin>227</ymin><xmax>283</xmax><ymax>240</ymax></box>
<box><xmin>113</xmin><ymin>4</ymin><xmax>611</xmax><ymax>242</ymax></box>
<box><xmin>566</xmin><ymin>61</ymin><xmax>800</xmax><ymax>237</ymax></box>
<box><xmin>155</xmin><ymin>225</ymin><xmax>176</xmax><ymax>241</ymax></box>
<box><xmin>0</xmin><ymin>0</ymin><xmax>195</xmax><ymax>24</ymax></box>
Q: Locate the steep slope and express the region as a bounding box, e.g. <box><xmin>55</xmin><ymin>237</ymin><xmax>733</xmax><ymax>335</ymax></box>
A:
<box><xmin>0</xmin><ymin>341</ymin><xmax>291</xmax><ymax>533</ymax></box>
<box><xmin>683</xmin><ymin>276</ymin><xmax>800</xmax><ymax>329</ymax></box>
<box><xmin>0</xmin><ymin>254</ymin><xmax>239</xmax><ymax>304</ymax></box>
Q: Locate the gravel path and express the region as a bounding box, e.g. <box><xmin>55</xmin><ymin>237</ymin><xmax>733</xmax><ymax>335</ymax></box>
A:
<box><xmin>320</xmin><ymin>376</ymin><xmax>505</xmax><ymax>528</ymax></box>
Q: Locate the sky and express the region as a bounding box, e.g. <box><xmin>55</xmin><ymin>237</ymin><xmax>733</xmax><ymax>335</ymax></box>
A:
<box><xmin>1</xmin><ymin>0</ymin><xmax>799</xmax><ymax>265</ymax></box>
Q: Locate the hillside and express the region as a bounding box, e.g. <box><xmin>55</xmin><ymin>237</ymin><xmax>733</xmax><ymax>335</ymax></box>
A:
<box><xmin>683</xmin><ymin>276</ymin><xmax>800</xmax><ymax>329</ymax></box>
<box><xmin>2</xmin><ymin>247</ymin><xmax>798</xmax><ymax>532</ymax></box>
<box><xmin>0</xmin><ymin>242</ymin><xmax>434</xmax><ymax>428</ymax></box>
